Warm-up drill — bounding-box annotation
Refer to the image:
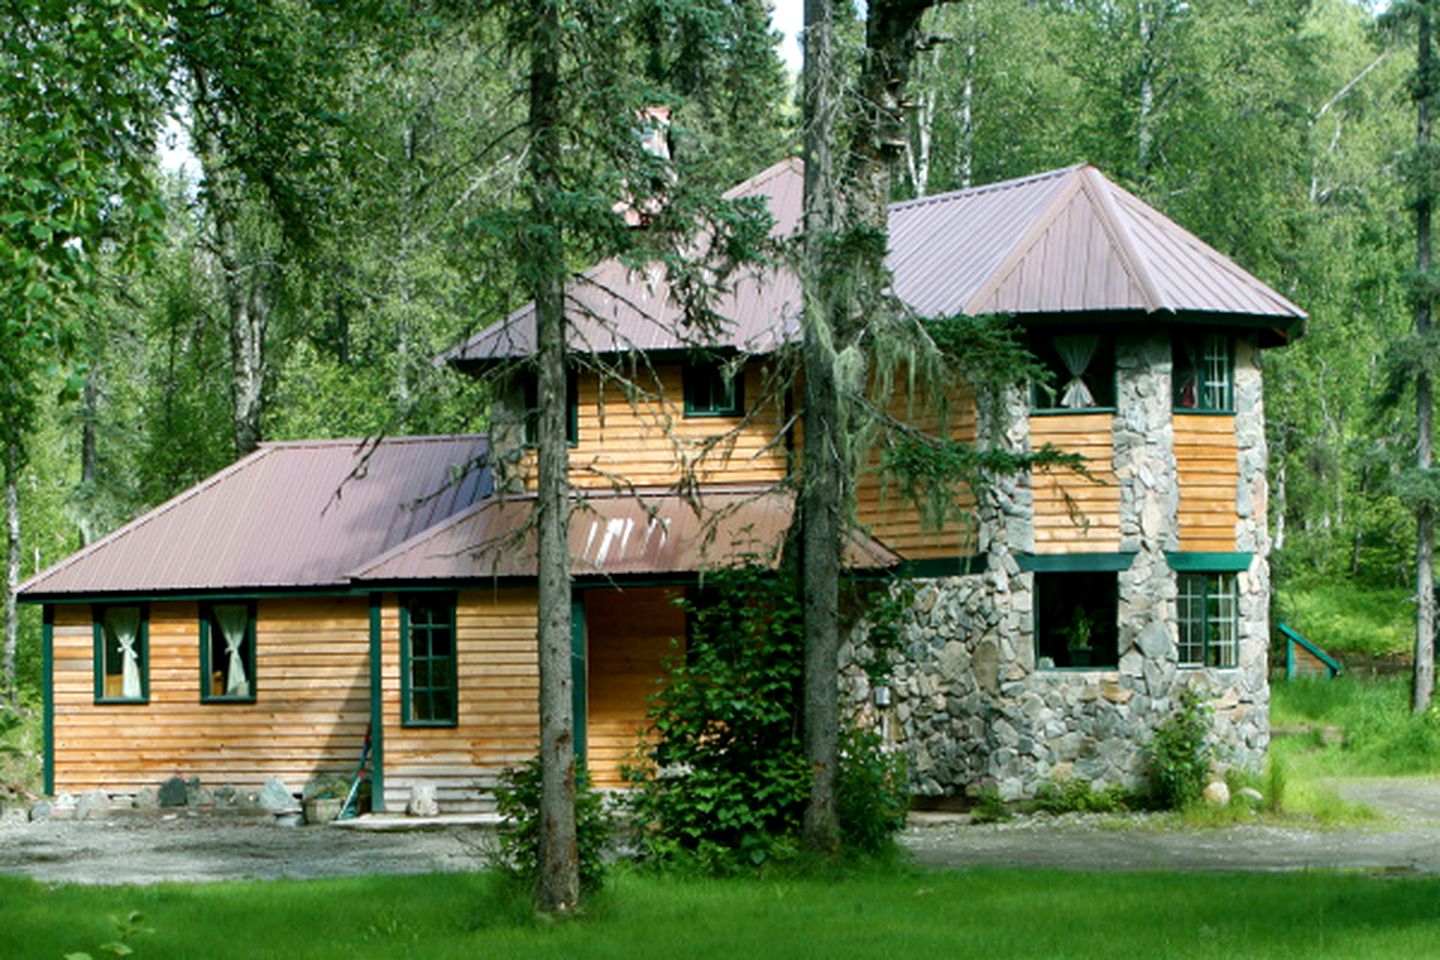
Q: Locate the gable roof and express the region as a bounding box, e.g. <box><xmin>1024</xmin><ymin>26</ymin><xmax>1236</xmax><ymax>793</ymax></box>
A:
<box><xmin>444</xmin><ymin>160</ymin><xmax>1304</xmax><ymax>365</ymax></box>
<box><xmin>350</xmin><ymin>486</ymin><xmax>898</xmax><ymax>582</ymax></box>
<box><xmin>19</xmin><ymin>436</ymin><xmax>493</xmax><ymax>599</ymax></box>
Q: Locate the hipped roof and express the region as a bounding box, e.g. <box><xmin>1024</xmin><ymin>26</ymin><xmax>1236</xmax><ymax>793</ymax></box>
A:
<box><xmin>443</xmin><ymin>160</ymin><xmax>1304</xmax><ymax>365</ymax></box>
<box><xmin>352</xmin><ymin>486</ymin><xmax>898</xmax><ymax>582</ymax></box>
<box><xmin>19</xmin><ymin>436</ymin><xmax>493</xmax><ymax>599</ymax></box>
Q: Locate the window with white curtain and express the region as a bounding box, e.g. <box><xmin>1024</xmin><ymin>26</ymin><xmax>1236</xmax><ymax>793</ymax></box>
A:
<box><xmin>1030</xmin><ymin>333</ymin><xmax>1115</xmax><ymax>410</ymax></box>
<box><xmin>94</xmin><ymin>604</ymin><xmax>147</xmax><ymax>703</ymax></box>
<box><xmin>1173</xmin><ymin>333</ymin><xmax>1234</xmax><ymax>412</ymax></box>
<box><xmin>201</xmin><ymin>601</ymin><xmax>256</xmax><ymax>702</ymax></box>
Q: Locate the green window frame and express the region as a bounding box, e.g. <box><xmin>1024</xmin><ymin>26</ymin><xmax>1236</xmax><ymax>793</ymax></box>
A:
<box><xmin>1177</xmin><ymin>572</ymin><xmax>1239</xmax><ymax>668</ymax></box>
<box><xmin>401</xmin><ymin>593</ymin><xmax>458</xmax><ymax>727</ymax></box>
<box><xmin>1173</xmin><ymin>333</ymin><xmax>1233</xmax><ymax>412</ymax></box>
<box><xmin>199</xmin><ymin>601</ymin><xmax>257</xmax><ymax>703</ymax></box>
<box><xmin>1029</xmin><ymin>333</ymin><xmax>1116</xmax><ymax>412</ymax></box>
<box><xmin>92</xmin><ymin>603</ymin><xmax>149</xmax><ymax>704</ymax></box>
<box><xmin>522</xmin><ymin>370</ymin><xmax>579</xmax><ymax>446</ymax></box>
<box><xmin>683</xmin><ymin>360</ymin><xmax>744</xmax><ymax>418</ymax></box>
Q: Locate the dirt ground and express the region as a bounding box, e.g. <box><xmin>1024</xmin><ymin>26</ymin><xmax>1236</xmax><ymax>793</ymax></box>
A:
<box><xmin>1</xmin><ymin>778</ymin><xmax>1439</xmax><ymax>885</ymax></box>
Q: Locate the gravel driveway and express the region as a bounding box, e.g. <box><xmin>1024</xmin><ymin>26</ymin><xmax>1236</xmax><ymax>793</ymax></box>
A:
<box><xmin>2</xmin><ymin>778</ymin><xmax>1439</xmax><ymax>885</ymax></box>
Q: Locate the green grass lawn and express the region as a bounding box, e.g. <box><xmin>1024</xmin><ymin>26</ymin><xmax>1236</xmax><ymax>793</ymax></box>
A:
<box><xmin>1272</xmin><ymin>674</ymin><xmax>1440</xmax><ymax>779</ymax></box>
<box><xmin>4</xmin><ymin>867</ymin><xmax>1439</xmax><ymax>960</ymax></box>
<box><xmin>1274</xmin><ymin>578</ymin><xmax>1411</xmax><ymax>658</ymax></box>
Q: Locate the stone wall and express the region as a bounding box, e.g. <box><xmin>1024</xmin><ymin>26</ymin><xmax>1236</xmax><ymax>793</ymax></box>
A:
<box><xmin>849</xmin><ymin>330</ymin><xmax>1271</xmax><ymax>801</ymax></box>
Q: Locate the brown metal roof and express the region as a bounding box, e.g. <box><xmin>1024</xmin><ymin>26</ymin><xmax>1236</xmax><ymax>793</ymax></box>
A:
<box><xmin>445</xmin><ymin>161</ymin><xmax>1304</xmax><ymax>363</ymax></box>
<box><xmin>351</xmin><ymin>486</ymin><xmax>898</xmax><ymax>581</ymax></box>
<box><xmin>19</xmin><ymin>436</ymin><xmax>493</xmax><ymax>598</ymax></box>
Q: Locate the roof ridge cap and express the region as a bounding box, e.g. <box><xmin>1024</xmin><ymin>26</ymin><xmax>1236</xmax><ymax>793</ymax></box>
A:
<box><xmin>888</xmin><ymin>163</ymin><xmax>1086</xmax><ymax>214</ymax></box>
<box><xmin>18</xmin><ymin>446</ymin><xmax>276</xmax><ymax>596</ymax></box>
<box><xmin>262</xmin><ymin>433</ymin><xmax>489</xmax><ymax>450</ymax></box>
<box><xmin>1078</xmin><ymin>166</ymin><xmax>1170</xmax><ymax>313</ymax></box>
<box><xmin>960</xmin><ymin>170</ymin><xmax>1089</xmax><ymax>315</ymax></box>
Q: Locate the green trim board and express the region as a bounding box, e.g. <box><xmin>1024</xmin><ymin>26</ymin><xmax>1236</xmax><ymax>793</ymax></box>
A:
<box><xmin>368</xmin><ymin>594</ymin><xmax>385</xmax><ymax>812</ymax></box>
<box><xmin>571</xmin><ymin>598</ymin><xmax>587</xmax><ymax>766</ymax></box>
<box><xmin>1016</xmin><ymin>552</ymin><xmax>1136</xmax><ymax>573</ymax></box>
<box><xmin>197</xmin><ymin>600</ymin><xmax>258</xmax><ymax>703</ymax></box>
<box><xmin>1280</xmin><ymin>621</ymin><xmax>1342</xmax><ymax>679</ymax></box>
<box><xmin>682</xmin><ymin>360</ymin><xmax>744</xmax><ymax>417</ymax></box>
<box><xmin>1165</xmin><ymin>551</ymin><xmax>1253</xmax><ymax>573</ymax></box>
<box><xmin>399</xmin><ymin>592</ymin><xmax>458</xmax><ymax>728</ymax></box>
<box><xmin>42</xmin><ymin>605</ymin><xmax>53</xmax><ymax>796</ymax></box>
<box><xmin>90</xmin><ymin>602</ymin><xmax>150</xmax><ymax>704</ymax></box>
<box><xmin>894</xmin><ymin>555</ymin><xmax>989</xmax><ymax>578</ymax></box>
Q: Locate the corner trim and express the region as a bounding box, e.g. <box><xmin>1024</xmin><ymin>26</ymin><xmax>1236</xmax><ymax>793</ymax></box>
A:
<box><xmin>368</xmin><ymin>593</ymin><xmax>385</xmax><ymax>812</ymax></box>
<box><xmin>1016</xmin><ymin>552</ymin><xmax>1136</xmax><ymax>573</ymax></box>
<box><xmin>42</xmin><ymin>605</ymin><xmax>53</xmax><ymax>797</ymax></box>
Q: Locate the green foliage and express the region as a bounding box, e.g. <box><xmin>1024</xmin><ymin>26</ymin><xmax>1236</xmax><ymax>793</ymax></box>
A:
<box><xmin>1145</xmin><ymin>686</ymin><xmax>1214</xmax><ymax>809</ymax></box>
<box><xmin>967</xmin><ymin>779</ymin><xmax>1010</xmax><ymax>823</ymax></box>
<box><xmin>627</xmin><ymin>566</ymin><xmax>909</xmax><ymax>870</ymax></box>
<box><xmin>1275</xmin><ymin>577</ymin><xmax>1411</xmax><ymax>657</ymax></box>
<box><xmin>493</xmin><ymin>757</ymin><xmax>611</xmax><ymax>896</ymax></box>
<box><xmin>1273</xmin><ymin>674</ymin><xmax>1440</xmax><ymax>776</ymax></box>
<box><xmin>63</xmin><ymin>910</ymin><xmax>152</xmax><ymax>960</ymax></box>
<box><xmin>1034</xmin><ymin>778</ymin><xmax>1133</xmax><ymax>815</ymax></box>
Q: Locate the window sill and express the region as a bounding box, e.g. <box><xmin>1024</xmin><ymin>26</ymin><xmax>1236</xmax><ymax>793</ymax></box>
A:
<box><xmin>1029</xmin><ymin>407</ymin><xmax>1116</xmax><ymax>416</ymax></box>
<box><xmin>201</xmin><ymin>696</ymin><xmax>258</xmax><ymax>705</ymax></box>
<box><xmin>1173</xmin><ymin>408</ymin><xmax>1235</xmax><ymax>417</ymax></box>
<box><xmin>682</xmin><ymin>409</ymin><xmax>743</xmax><ymax>419</ymax></box>
<box><xmin>401</xmin><ymin>719</ymin><xmax>459</xmax><ymax>729</ymax></box>
<box><xmin>94</xmin><ymin>697</ymin><xmax>148</xmax><ymax>706</ymax></box>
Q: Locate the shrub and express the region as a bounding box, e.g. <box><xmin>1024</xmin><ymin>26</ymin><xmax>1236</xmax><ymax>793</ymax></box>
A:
<box><xmin>836</xmin><ymin>725</ymin><xmax>908</xmax><ymax>853</ymax></box>
<box><xmin>493</xmin><ymin>757</ymin><xmax>610</xmax><ymax>895</ymax></box>
<box><xmin>1146</xmin><ymin>686</ymin><xmax>1213</xmax><ymax>809</ymax></box>
<box><xmin>1034</xmin><ymin>778</ymin><xmax>1132</xmax><ymax>814</ymax></box>
<box><xmin>968</xmin><ymin>778</ymin><xmax>1009</xmax><ymax>823</ymax></box>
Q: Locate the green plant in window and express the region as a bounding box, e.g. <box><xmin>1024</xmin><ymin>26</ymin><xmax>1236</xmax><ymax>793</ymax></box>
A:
<box><xmin>1063</xmin><ymin>607</ymin><xmax>1094</xmax><ymax>652</ymax></box>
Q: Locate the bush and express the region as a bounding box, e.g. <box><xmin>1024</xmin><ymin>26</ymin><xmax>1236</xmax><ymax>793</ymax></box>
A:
<box><xmin>493</xmin><ymin>757</ymin><xmax>611</xmax><ymax>895</ymax></box>
<box><xmin>1145</xmin><ymin>686</ymin><xmax>1213</xmax><ymax>809</ymax></box>
<box><xmin>1034</xmin><ymin>778</ymin><xmax>1132</xmax><ymax>815</ymax></box>
<box><xmin>836</xmin><ymin>725</ymin><xmax>908</xmax><ymax>853</ymax></box>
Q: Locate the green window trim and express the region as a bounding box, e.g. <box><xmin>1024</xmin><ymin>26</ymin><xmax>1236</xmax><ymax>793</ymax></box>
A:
<box><xmin>1177</xmin><ymin>571</ymin><xmax>1240</xmax><ymax>669</ymax></box>
<box><xmin>1165</xmin><ymin>551</ymin><xmax>1253</xmax><ymax>573</ymax></box>
<box><xmin>91</xmin><ymin>602</ymin><xmax>150</xmax><ymax>704</ymax></box>
<box><xmin>198</xmin><ymin>600</ymin><xmax>258</xmax><ymax>703</ymax></box>
<box><xmin>522</xmin><ymin>370</ymin><xmax>579</xmax><ymax>447</ymax></box>
<box><xmin>1016</xmin><ymin>552</ymin><xmax>1136</xmax><ymax>573</ymax></box>
<box><xmin>682</xmin><ymin>360</ymin><xmax>744</xmax><ymax>418</ymax></box>
<box><xmin>42</xmin><ymin>605</ymin><xmax>54</xmax><ymax>795</ymax></box>
<box><xmin>1174</xmin><ymin>332</ymin><xmax>1234</xmax><ymax>413</ymax></box>
<box><xmin>400</xmin><ymin>592</ymin><xmax>458</xmax><ymax>728</ymax></box>
<box><xmin>1029</xmin><ymin>332</ymin><xmax>1117</xmax><ymax>412</ymax></box>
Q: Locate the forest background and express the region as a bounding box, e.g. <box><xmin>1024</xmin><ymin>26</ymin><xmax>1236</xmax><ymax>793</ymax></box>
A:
<box><xmin>0</xmin><ymin>0</ymin><xmax>1416</xmax><ymax>698</ymax></box>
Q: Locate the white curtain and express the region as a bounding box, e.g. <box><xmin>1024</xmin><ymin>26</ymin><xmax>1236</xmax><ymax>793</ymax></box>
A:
<box><xmin>215</xmin><ymin>604</ymin><xmax>250</xmax><ymax>697</ymax></box>
<box><xmin>106</xmin><ymin>606</ymin><xmax>142</xmax><ymax>699</ymax></box>
<box><xmin>1054</xmin><ymin>335</ymin><xmax>1099</xmax><ymax>408</ymax></box>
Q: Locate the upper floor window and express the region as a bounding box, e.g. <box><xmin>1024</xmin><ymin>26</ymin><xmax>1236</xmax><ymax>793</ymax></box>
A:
<box><xmin>1173</xmin><ymin>333</ymin><xmax>1233</xmax><ymax>412</ymax></box>
<box><xmin>683</xmin><ymin>361</ymin><xmax>744</xmax><ymax>418</ymax></box>
<box><xmin>402</xmin><ymin>593</ymin><xmax>458</xmax><ymax>727</ymax></box>
<box><xmin>201</xmin><ymin>601</ymin><xmax>255</xmax><ymax>702</ymax></box>
<box><xmin>1030</xmin><ymin>334</ymin><xmax>1114</xmax><ymax>410</ymax></box>
<box><xmin>522</xmin><ymin>370</ymin><xmax>578</xmax><ymax>446</ymax></box>
<box><xmin>1177</xmin><ymin>572</ymin><xmax>1239</xmax><ymax>668</ymax></box>
<box><xmin>93</xmin><ymin>604</ymin><xmax>147</xmax><ymax>703</ymax></box>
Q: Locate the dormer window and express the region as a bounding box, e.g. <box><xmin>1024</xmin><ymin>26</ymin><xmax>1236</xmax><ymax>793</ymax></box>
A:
<box><xmin>683</xmin><ymin>361</ymin><xmax>744</xmax><ymax>418</ymax></box>
<box><xmin>1031</xmin><ymin>333</ymin><xmax>1115</xmax><ymax>411</ymax></box>
<box><xmin>1173</xmin><ymin>333</ymin><xmax>1233</xmax><ymax>412</ymax></box>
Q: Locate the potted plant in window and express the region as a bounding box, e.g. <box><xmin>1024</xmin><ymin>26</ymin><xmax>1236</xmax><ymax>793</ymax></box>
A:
<box><xmin>1064</xmin><ymin>607</ymin><xmax>1095</xmax><ymax>668</ymax></box>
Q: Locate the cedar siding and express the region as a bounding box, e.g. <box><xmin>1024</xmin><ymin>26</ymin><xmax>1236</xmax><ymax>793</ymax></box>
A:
<box><xmin>379</xmin><ymin>588</ymin><xmax>539</xmax><ymax>812</ymax></box>
<box><xmin>1174</xmin><ymin>414</ymin><xmax>1239</xmax><ymax>552</ymax></box>
<box><xmin>51</xmin><ymin>598</ymin><xmax>368</xmax><ymax>797</ymax></box>
<box><xmin>1030</xmin><ymin>412</ymin><xmax>1121</xmax><ymax>553</ymax></box>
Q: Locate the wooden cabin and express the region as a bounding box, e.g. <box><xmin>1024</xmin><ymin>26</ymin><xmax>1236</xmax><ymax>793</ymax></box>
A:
<box><xmin>22</xmin><ymin>159</ymin><xmax>1302</xmax><ymax>808</ymax></box>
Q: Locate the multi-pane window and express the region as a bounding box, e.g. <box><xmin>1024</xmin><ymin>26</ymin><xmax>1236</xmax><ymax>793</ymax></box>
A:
<box><xmin>201</xmin><ymin>601</ymin><xmax>255</xmax><ymax>702</ymax></box>
<box><xmin>1177</xmin><ymin>572</ymin><xmax>1239</xmax><ymax>668</ymax></box>
<box><xmin>683</xmin><ymin>361</ymin><xmax>744</xmax><ymax>417</ymax></box>
<box><xmin>94</xmin><ymin>604</ymin><xmax>147</xmax><ymax>703</ymax></box>
<box><xmin>403</xmin><ymin>594</ymin><xmax>457</xmax><ymax>726</ymax></box>
<box><xmin>1030</xmin><ymin>333</ymin><xmax>1115</xmax><ymax>410</ymax></box>
<box><xmin>1173</xmin><ymin>333</ymin><xmax>1233</xmax><ymax>411</ymax></box>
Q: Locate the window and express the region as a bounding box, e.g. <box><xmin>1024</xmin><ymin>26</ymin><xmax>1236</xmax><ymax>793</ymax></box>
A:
<box><xmin>1173</xmin><ymin>333</ymin><xmax>1233</xmax><ymax>411</ymax></box>
<box><xmin>1030</xmin><ymin>333</ymin><xmax>1115</xmax><ymax>410</ymax></box>
<box><xmin>683</xmin><ymin>360</ymin><xmax>744</xmax><ymax>418</ymax></box>
<box><xmin>1035</xmin><ymin>572</ymin><xmax>1119</xmax><ymax>669</ymax></box>
<box><xmin>1177</xmin><ymin>572</ymin><xmax>1239</xmax><ymax>668</ymax></box>
<box><xmin>521</xmin><ymin>370</ymin><xmax>578</xmax><ymax>445</ymax></box>
<box><xmin>200</xmin><ymin>601</ymin><xmax>255</xmax><ymax>702</ymax></box>
<box><xmin>402</xmin><ymin>594</ymin><xmax>457</xmax><ymax>726</ymax></box>
<box><xmin>93</xmin><ymin>604</ymin><xmax>147</xmax><ymax>703</ymax></box>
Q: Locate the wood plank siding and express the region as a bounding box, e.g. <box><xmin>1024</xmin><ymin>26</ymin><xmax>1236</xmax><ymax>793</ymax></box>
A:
<box><xmin>521</xmin><ymin>362</ymin><xmax>789</xmax><ymax>491</ymax></box>
<box><xmin>1029</xmin><ymin>413</ymin><xmax>1121</xmax><ymax>553</ymax></box>
<box><xmin>584</xmin><ymin>587</ymin><xmax>683</xmax><ymax>788</ymax></box>
<box><xmin>379</xmin><ymin>588</ymin><xmax>539</xmax><ymax>812</ymax></box>
<box><xmin>1174</xmin><ymin>414</ymin><xmax>1239</xmax><ymax>551</ymax></box>
<box><xmin>855</xmin><ymin>384</ymin><xmax>979</xmax><ymax>559</ymax></box>
<box><xmin>51</xmin><ymin>598</ymin><xmax>369</xmax><ymax>797</ymax></box>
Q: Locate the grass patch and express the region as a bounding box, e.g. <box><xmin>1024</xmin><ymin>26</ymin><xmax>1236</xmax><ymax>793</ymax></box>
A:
<box><xmin>1272</xmin><ymin>675</ymin><xmax>1440</xmax><ymax>778</ymax></box>
<box><xmin>0</xmin><ymin>692</ymin><xmax>41</xmax><ymax>803</ymax></box>
<box><xmin>2</xmin><ymin>868</ymin><xmax>1439</xmax><ymax>960</ymax></box>
<box><xmin>1274</xmin><ymin>578</ymin><xmax>1410</xmax><ymax>658</ymax></box>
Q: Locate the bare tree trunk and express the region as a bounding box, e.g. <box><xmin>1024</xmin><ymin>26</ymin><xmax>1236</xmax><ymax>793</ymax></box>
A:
<box><xmin>1272</xmin><ymin>454</ymin><xmax>1286</xmax><ymax>553</ymax></box>
<box><xmin>529</xmin><ymin>0</ymin><xmax>579</xmax><ymax>913</ymax></box>
<box><xmin>78</xmin><ymin>363</ymin><xmax>99</xmax><ymax>545</ymax></box>
<box><xmin>957</xmin><ymin>3</ymin><xmax>976</xmax><ymax>189</ymax></box>
<box><xmin>1137</xmin><ymin>1</ymin><xmax>1157</xmax><ymax>177</ymax></box>
<box><xmin>4</xmin><ymin>444</ymin><xmax>19</xmax><ymax>707</ymax></box>
<box><xmin>1416</xmin><ymin>3</ymin><xmax>1436</xmax><ymax>715</ymax></box>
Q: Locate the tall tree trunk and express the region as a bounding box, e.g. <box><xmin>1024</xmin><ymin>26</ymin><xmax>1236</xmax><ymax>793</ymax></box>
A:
<box><xmin>1137</xmin><ymin>1</ymin><xmax>1157</xmax><ymax>178</ymax></box>
<box><xmin>800</xmin><ymin>0</ymin><xmax>844</xmax><ymax>854</ymax></box>
<box><xmin>1415</xmin><ymin>3</ymin><xmax>1436</xmax><ymax>715</ymax></box>
<box><xmin>957</xmin><ymin>3</ymin><xmax>977</xmax><ymax>189</ymax></box>
<box><xmin>3</xmin><ymin>444</ymin><xmax>19</xmax><ymax>707</ymax></box>
<box><xmin>529</xmin><ymin>0</ymin><xmax>579</xmax><ymax>913</ymax></box>
<box><xmin>78</xmin><ymin>362</ymin><xmax>99</xmax><ymax>546</ymax></box>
